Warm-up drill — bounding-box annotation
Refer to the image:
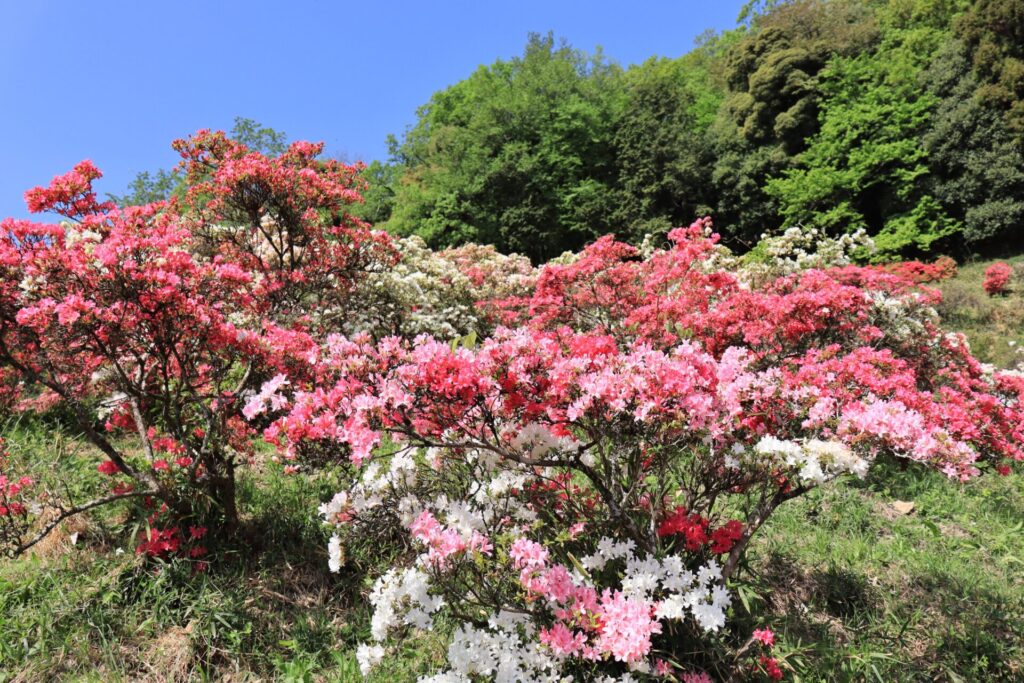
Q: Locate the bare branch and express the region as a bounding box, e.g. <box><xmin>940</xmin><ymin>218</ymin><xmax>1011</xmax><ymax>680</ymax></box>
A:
<box><xmin>14</xmin><ymin>489</ymin><xmax>159</xmax><ymax>556</ymax></box>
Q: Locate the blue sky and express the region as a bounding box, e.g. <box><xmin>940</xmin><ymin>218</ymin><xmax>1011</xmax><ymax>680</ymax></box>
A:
<box><xmin>1</xmin><ymin>1</ymin><xmax>746</xmax><ymax>219</ymax></box>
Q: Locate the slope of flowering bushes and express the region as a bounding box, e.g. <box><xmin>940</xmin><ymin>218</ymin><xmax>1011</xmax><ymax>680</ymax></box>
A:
<box><xmin>2</xmin><ymin>114</ymin><xmax>1022</xmax><ymax>680</ymax></box>
<box><xmin>251</xmin><ymin>221</ymin><xmax>1023</xmax><ymax>681</ymax></box>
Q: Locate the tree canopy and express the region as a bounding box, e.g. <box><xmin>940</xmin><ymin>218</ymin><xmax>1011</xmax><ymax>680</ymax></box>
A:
<box><xmin>113</xmin><ymin>1</ymin><xmax>1024</xmax><ymax>260</ymax></box>
<box><xmin>362</xmin><ymin>0</ymin><xmax>1024</xmax><ymax>260</ymax></box>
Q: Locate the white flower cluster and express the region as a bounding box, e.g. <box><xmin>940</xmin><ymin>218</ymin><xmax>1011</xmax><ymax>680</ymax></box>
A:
<box><xmin>1007</xmin><ymin>342</ymin><xmax>1024</xmax><ymax>376</ymax></box>
<box><xmin>62</xmin><ymin>222</ymin><xmax>103</xmax><ymax>249</ymax></box>
<box><xmin>754</xmin><ymin>436</ymin><xmax>870</xmax><ymax>484</ymax></box>
<box><xmin>706</xmin><ymin>226</ymin><xmax>876</xmax><ymax>285</ymax></box>
<box><xmin>869</xmin><ymin>291</ymin><xmax>937</xmax><ymax>344</ymax></box>
<box><xmin>356</xmin><ymin>643</ymin><xmax>386</xmax><ymax>676</ymax></box>
<box><xmin>510</xmin><ymin>422</ymin><xmax>577</xmax><ymax>462</ymax></box>
<box><xmin>320</xmin><ymin>451</ymin><xmax>421</xmax><ymax>525</ymax></box>
<box><xmin>327</xmin><ymin>534</ymin><xmax>343</xmax><ymax>573</ymax></box>
<box><xmin>344</xmin><ymin>236</ymin><xmax>535</xmax><ymax>340</ymax></box>
<box><xmin>417</xmin><ymin>623</ymin><xmax>565</xmax><ymax>683</ymax></box>
<box><xmin>582</xmin><ymin>539</ymin><xmax>731</xmax><ymax>634</ymax></box>
<box><xmin>367</xmin><ymin>567</ymin><xmax>445</xmax><ymax>642</ymax></box>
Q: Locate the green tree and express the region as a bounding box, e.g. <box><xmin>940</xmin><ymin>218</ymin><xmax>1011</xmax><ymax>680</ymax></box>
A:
<box><xmin>350</xmin><ymin>159</ymin><xmax>400</xmax><ymax>226</ymax></box>
<box><xmin>923</xmin><ymin>41</ymin><xmax>1024</xmax><ymax>248</ymax></box>
<box><xmin>384</xmin><ymin>33</ymin><xmax>626</xmax><ymax>262</ymax></box>
<box><xmin>229</xmin><ymin>116</ymin><xmax>289</xmax><ymax>156</ymax></box>
<box><xmin>956</xmin><ymin>0</ymin><xmax>1024</xmax><ymax>146</ymax></box>
<box><xmin>766</xmin><ymin>8</ymin><xmax>961</xmax><ymax>258</ymax></box>
<box><xmin>108</xmin><ymin>168</ymin><xmax>183</xmax><ymax>207</ymax></box>
<box><xmin>611</xmin><ymin>55</ymin><xmax>720</xmax><ymax>240</ymax></box>
<box><xmin>708</xmin><ymin>0</ymin><xmax>879</xmax><ymax>245</ymax></box>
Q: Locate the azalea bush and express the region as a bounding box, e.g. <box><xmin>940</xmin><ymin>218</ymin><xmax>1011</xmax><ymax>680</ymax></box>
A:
<box><xmin>0</xmin><ymin>131</ymin><xmax>395</xmax><ymax>556</ymax></box>
<box><xmin>345</xmin><ymin>236</ymin><xmax>536</xmax><ymax>339</ymax></box>
<box><xmin>983</xmin><ymin>262</ymin><xmax>1013</xmax><ymax>296</ymax></box>
<box><xmin>253</xmin><ymin>221</ymin><xmax>1023</xmax><ymax>681</ymax></box>
<box><xmin>722</xmin><ymin>226</ymin><xmax>877</xmax><ymax>286</ymax></box>
<box><xmin>0</xmin><ymin>438</ymin><xmax>34</xmax><ymax>551</ymax></box>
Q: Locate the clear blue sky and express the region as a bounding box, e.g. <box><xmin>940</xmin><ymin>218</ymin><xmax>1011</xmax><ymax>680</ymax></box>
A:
<box><xmin>1</xmin><ymin>1</ymin><xmax>746</xmax><ymax>219</ymax></box>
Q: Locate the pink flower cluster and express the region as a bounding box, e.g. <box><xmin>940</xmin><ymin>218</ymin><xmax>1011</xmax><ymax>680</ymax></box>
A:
<box><xmin>983</xmin><ymin>262</ymin><xmax>1013</xmax><ymax>296</ymax></box>
<box><xmin>513</xmin><ymin>538</ymin><xmax>662</xmax><ymax>664</ymax></box>
<box><xmin>23</xmin><ymin>159</ymin><xmax>115</xmax><ymax>218</ymax></box>
<box><xmin>408</xmin><ymin>510</ymin><xmax>492</xmax><ymax>568</ymax></box>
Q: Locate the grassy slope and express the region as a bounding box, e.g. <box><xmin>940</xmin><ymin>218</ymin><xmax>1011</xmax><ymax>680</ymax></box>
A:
<box><xmin>1</xmin><ymin>258</ymin><xmax>1022</xmax><ymax>682</ymax></box>
<box><xmin>935</xmin><ymin>255</ymin><xmax>1024</xmax><ymax>369</ymax></box>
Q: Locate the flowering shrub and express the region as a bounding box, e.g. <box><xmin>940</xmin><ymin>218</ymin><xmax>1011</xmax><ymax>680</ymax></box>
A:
<box><xmin>0</xmin><ymin>130</ymin><xmax>395</xmax><ymax>555</ymax></box>
<box><xmin>255</xmin><ymin>220</ymin><xmax>1022</xmax><ymax>681</ymax></box>
<box><xmin>3</xmin><ymin>132</ymin><xmax>1021</xmax><ymax>679</ymax></box>
<box><xmin>983</xmin><ymin>262</ymin><xmax>1013</xmax><ymax>296</ymax></box>
<box><xmin>877</xmin><ymin>256</ymin><xmax>957</xmax><ymax>284</ymax></box>
<box><xmin>707</xmin><ymin>227</ymin><xmax>954</xmax><ymax>290</ymax></box>
<box><xmin>344</xmin><ymin>236</ymin><xmax>535</xmax><ymax>339</ymax></box>
<box><xmin>724</xmin><ymin>226</ymin><xmax>876</xmax><ymax>286</ymax></box>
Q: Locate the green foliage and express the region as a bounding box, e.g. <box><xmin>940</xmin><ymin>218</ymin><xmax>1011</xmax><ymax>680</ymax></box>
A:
<box><xmin>611</xmin><ymin>56</ymin><xmax>717</xmax><ymax>241</ymax></box>
<box><xmin>766</xmin><ymin>17</ymin><xmax>962</xmax><ymax>258</ymax></box>
<box><xmin>956</xmin><ymin>0</ymin><xmax>1024</xmax><ymax>145</ymax></box>
<box><xmin>710</xmin><ymin>141</ymin><xmax>789</xmax><ymax>246</ymax></box>
<box><xmin>350</xmin><ymin>159</ymin><xmax>400</xmax><ymax>225</ymax></box>
<box><xmin>923</xmin><ymin>42</ymin><xmax>1024</xmax><ymax>247</ymax></box>
<box><xmin>108</xmin><ymin>168</ymin><xmax>184</xmax><ymax>207</ymax></box>
<box><xmin>709</xmin><ymin>0</ymin><xmax>879</xmax><ymax>246</ymax></box>
<box><xmin>383</xmin><ymin>32</ymin><xmax>626</xmax><ymax>262</ymax></box>
<box><xmin>372</xmin><ymin>0</ymin><xmax>1024</xmax><ymax>260</ymax></box>
<box><xmin>229</xmin><ymin>116</ymin><xmax>289</xmax><ymax>156</ymax></box>
<box><xmin>3</xmin><ymin>415</ymin><xmax>1021</xmax><ymax>681</ymax></box>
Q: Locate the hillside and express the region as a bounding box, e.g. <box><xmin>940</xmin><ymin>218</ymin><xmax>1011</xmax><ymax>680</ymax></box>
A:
<box><xmin>2</xmin><ymin>242</ymin><xmax>1021</xmax><ymax>681</ymax></box>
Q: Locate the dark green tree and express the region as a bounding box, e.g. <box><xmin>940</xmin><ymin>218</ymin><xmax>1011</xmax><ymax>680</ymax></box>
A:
<box><xmin>924</xmin><ymin>42</ymin><xmax>1024</xmax><ymax>249</ymax></box>
<box><xmin>610</xmin><ymin>55</ymin><xmax>719</xmax><ymax>240</ymax></box>
<box><xmin>956</xmin><ymin>0</ymin><xmax>1024</xmax><ymax>146</ymax></box>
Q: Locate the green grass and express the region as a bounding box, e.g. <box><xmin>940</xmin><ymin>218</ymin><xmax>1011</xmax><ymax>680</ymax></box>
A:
<box><xmin>747</xmin><ymin>462</ymin><xmax>1024</xmax><ymax>682</ymax></box>
<box><xmin>2</xmin><ymin>257</ymin><xmax>1023</xmax><ymax>681</ymax></box>
<box><xmin>937</xmin><ymin>255</ymin><xmax>1024</xmax><ymax>368</ymax></box>
<box><xmin>3</xmin><ymin>439</ymin><xmax>1020</xmax><ymax>681</ymax></box>
<box><xmin>0</xmin><ymin>419</ymin><xmax>446</xmax><ymax>682</ymax></box>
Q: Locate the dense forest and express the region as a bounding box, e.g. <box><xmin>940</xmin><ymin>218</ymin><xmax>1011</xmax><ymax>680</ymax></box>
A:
<box><xmin>362</xmin><ymin>0</ymin><xmax>1024</xmax><ymax>263</ymax></box>
<box><xmin>119</xmin><ymin>0</ymin><xmax>1024</xmax><ymax>264</ymax></box>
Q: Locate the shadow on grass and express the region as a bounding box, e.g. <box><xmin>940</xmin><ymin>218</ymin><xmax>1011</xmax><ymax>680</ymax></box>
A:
<box><xmin>748</xmin><ymin>551</ymin><xmax>1023</xmax><ymax>681</ymax></box>
<box><xmin>0</xmin><ymin>468</ymin><xmax>396</xmax><ymax>682</ymax></box>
